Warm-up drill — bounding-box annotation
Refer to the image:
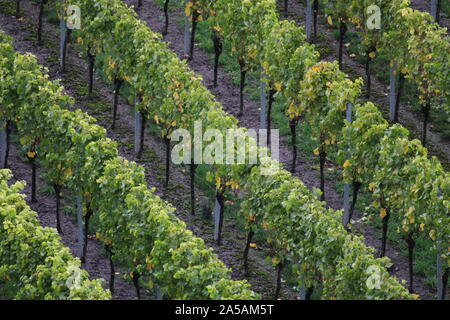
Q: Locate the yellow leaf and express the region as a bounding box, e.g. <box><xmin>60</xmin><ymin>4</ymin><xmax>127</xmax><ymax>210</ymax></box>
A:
<box><xmin>27</xmin><ymin>151</ymin><xmax>36</xmax><ymax>159</ymax></box>
<box><xmin>108</xmin><ymin>59</ymin><xmax>117</xmax><ymax>69</ymax></box>
<box><xmin>262</xmin><ymin>61</ymin><xmax>269</xmax><ymax>71</ymax></box>
<box><xmin>274</xmin><ymin>82</ymin><xmax>282</xmax><ymax>92</ymax></box>
<box><xmin>429</xmin><ymin>230</ymin><xmax>436</xmax><ymax>241</ymax></box>
<box><xmin>64</xmin><ymin>168</ymin><xmax>73</xmax><ymax>177</ymax></box>
<box><xmin>215</xmin><ymin>176</ymin><xmax>221</xmax><ymax>190</ymax></box>
<box><xmin>185</xmin><ymin>7</ymin><xmax>191</xmax><ymax>16</ymax></box>
<box><xmin>248</xmin><ymin>50</ymin><xmax>257</xmax><ymax>59</ymax></box>
<box><xmin>369</xmin><ymin>51</ymin><xmax>376</xmax><ymax>59</ymax></box>
<box><xmin>380</xmin><ymin>208</ymin><xmax>387</xmax><ymax>218</ymax></box>
<box><xmin>154</xmin><ymin>115</ymin><xmax>160</xmax><ymax>124</ymax></box>
<box><xmin>327</xmin><ymin>16</ymin><xmax>333</xmax><ymax>25</ymax></box>
<box><xmin>231</xmin><ymin>181</ymin><xmax>236</xmax><ymax>190</ymax></box>
<box><xmin>249</xmin><ymin>243</ymin><xmax>257</xmax><ymax>248</ymax></box>
<box><xmin>368</xmin><ymin>182</ymin><xmax>377</xmax><ymax>191</ymax></box>
<box><xmin>272</xmin><ymin>257</ymin><xmax>281</xmax><ymax>265</ymax></box>
<box><xmin>343</xmin><ymin>160</ymin><xmax>351</xmax><ymax>168</ymax></box>
<box><xmin>313</xmin><ymin>148</ymin><xmax>320</xmax><ymax>156</ymax></box>
<box><xmin>420</xmin><ymin>223</ymin><xmax>425</xmax><ymax>231</ymax></box>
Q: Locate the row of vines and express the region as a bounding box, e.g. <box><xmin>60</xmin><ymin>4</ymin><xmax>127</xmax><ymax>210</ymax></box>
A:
<box><xmin>44</xmin><ymin>0</ymin><xmax>423</xmax><ymax>299</ymax></box>
<box><xmin>169</xmin><ymin>0</ymin><xmax>449</xmax><ymax>149</ymax></box>
<box><xmin>316</xmin><ymin>0</ymin><xmax>449</xmax><ymax>145</ymax></box>
<box><xmin>3</xmin><ymin>0</ymin><xmax>448</xmax><ymax>299</ymax></box>
<box><xmin>161</xmin><ymin>0</ymin><xmax>449</xmax><ymax>295</ymax></box>
<box><xmin>84</xmin><ymin>0</ymin><xmax>449</xmax><ymax>297</ymax></box>
<box><xmin>0</xmin><ymin>169</ymin><xmax>110</xmax><ymax>299</ymax></box>
<box><xmin>0</xmin><ymin>30</ymin><xmax>258</xmax><ymax>300</ymax></box>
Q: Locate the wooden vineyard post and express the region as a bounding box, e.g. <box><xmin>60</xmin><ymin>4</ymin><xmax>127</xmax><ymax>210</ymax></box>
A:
<box><xmin>134</xmin><ymin>92</ymin><xmax>147</xmax><ymax>158</ymax></box>
<box><xmin>76</xmin><ymin>194</ymin><xmax>84</xmax><ymax>258</ymax></box>
<box><xmin>305</xmin><ymin>0</ymin><xmax>313</xmax><ymax>42</ymax></box>
<box><xmin>214</xmin><ymin>187</ymin><xmax>227</xmax><ymax>246</ymax></box>
<box><xmin>299</xmin><ymin>274</ymin><xmax>310</xmax><ymax>300</ymax></box>
<box><xmin>437</xmin><ymin>237</ymin><xmax>444</xmax><ymax>300</ymax></box>
<box><xmin>431</xmin><ymin>0</ymin><xmax>438</xmax><ymax>19</ymax></box>
<box><xmin>134</xmin><ymin>107</ymin><xmax>141</xmax><ymax>154</ymax></box>
<box><xmin>389</xmin><ymin>64</ymin><xmax>397</xmax><ymax>123</ymax></box>
<box><xmin>436</xmin><ymin>188</ymin><xmax>445</xmax><ymax>300</ymax></box>
<box><xmin>59</xmin><ymin>6</ymin><xmax>68</xmax><ymax>72</ymax></box>
<box><xmin>16</xmin><ymin>0</ymin><xmax>21</xmax><ymax>18</ymax></box>
<box><xmin>270</xmin><ymin>128</ymin><xmax>279</xmax><ymax>162</ymax></box>
<box><xmin>134</xmin><ymin>106</ymin><xmax>145</xmax><ymax>159</ymax></box>
<box><xmin>183</xmin><ymin>0</ymin><xmax>191</xmax><ymax>58</ymax></box>
<box><xmin>0</xmin><ymin>121</ymin><xmax>6</xmax><ymax>169</ymax></box>
<box><xmin>342</xmin><ymin>102</ymin><xmax>353</xmax><ymax>227</ymax></box>
<box><xmin>300</xmin><ymin>278</ymin><xmax>307</xmax><ymax>300</ymax></box>
<box><xmin>431</xmin><ymin>0</ymin><xmax>440</xmax><ymax>24</ymax></box>
<box><xmin>155</xmin><ymin>286</ymin><xmax>163</xmax><ymax>300</ymax></box>
<box><xmin>214</xmin><ymin>193</ymin><xmax>221</xmax><ymax>243</ymax></box>
<box><xmin>260</xmin><ymin>68</ymin><xmax>267</xmax><ymax>130</ymax></box>
<box><xmin>60</xmin><ymin>3</ymin><xmax>80</xmax><ymax>71</ymax></box>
